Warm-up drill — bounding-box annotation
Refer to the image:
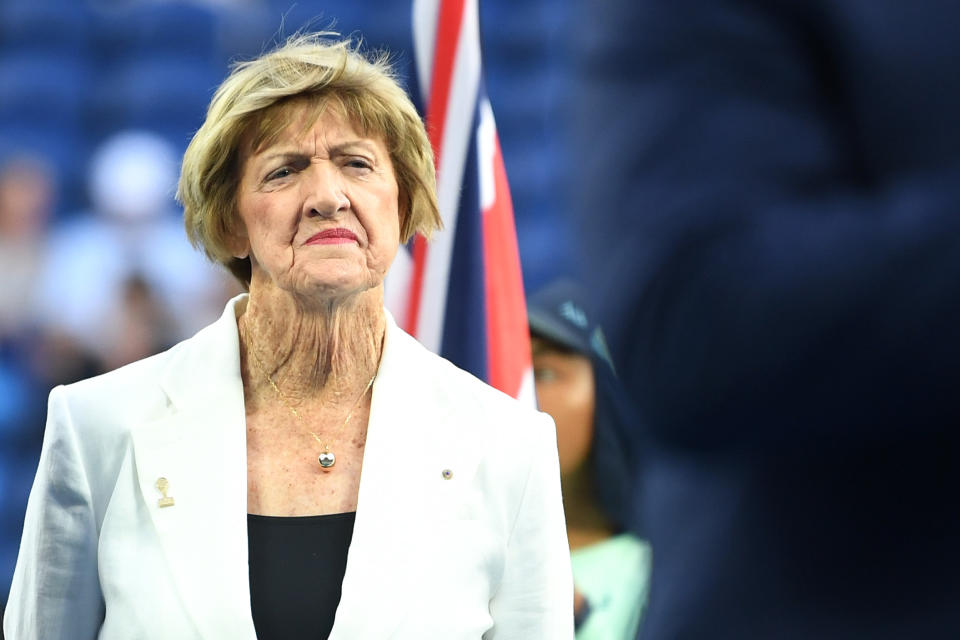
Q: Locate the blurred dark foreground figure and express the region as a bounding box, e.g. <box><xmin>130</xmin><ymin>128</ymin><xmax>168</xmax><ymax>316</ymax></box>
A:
<box><xmin>568</xmin><ymin>1</ymin><xmax>960</xmax><ymax>638</ymax></box>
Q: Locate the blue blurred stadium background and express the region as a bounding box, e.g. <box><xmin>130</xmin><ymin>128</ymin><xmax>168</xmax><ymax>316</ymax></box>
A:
<box><xmin>0</xmin><ymin>0</ymin><xmax>575</xmax><ymax>612</ymax></box>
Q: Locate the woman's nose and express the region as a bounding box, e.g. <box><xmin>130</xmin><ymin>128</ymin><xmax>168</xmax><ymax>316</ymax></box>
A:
<box><xmin>304</xmin><ymin>165</ymin><xmax>350</xmax><ymax>218</ymax></box>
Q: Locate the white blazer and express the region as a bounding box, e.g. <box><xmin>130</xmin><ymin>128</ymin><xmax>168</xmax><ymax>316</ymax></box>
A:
<box><xmin>4</xmin><ymin>295</ymin><xmax>573</xmax><ymax>639</ymax></box>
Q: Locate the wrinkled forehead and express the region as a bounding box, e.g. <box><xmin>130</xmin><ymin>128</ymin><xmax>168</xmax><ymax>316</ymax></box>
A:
<box><xmin>241</xmin><ymin>93</ymin><xmax>384</xmax><ymax>159</ymax></box>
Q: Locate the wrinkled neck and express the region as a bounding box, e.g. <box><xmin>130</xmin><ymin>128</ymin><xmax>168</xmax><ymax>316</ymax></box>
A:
<box><xmin>238</xmin><ymin>283</ymin><xmax>385</xmax><ymax>402</ymax></box>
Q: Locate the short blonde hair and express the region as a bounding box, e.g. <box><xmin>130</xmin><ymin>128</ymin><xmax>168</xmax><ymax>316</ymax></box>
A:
<box><xmin>177</xmin><ymin>33</ymin><xmax>441</xmax><ymax>286</ymax></box>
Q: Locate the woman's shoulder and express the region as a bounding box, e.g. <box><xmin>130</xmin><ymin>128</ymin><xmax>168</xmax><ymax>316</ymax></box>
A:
<box><xmin>58</xmin><ymin>298</ymin><xmax>241</xmax><ymax>426</ymax></box>
<box><xmin>391</xmin><ymin>325</ymin><xmax>532</xmax><ymax>405</ymax></box>
<box><xmin>55</xmin><ymin>340</ymin><xmax>187</xmax><ymax>430</ymax></box>
<box><xmin>386</xmin><ymin>322</ymin><xmax>554</xmax><ymax>446</ymax></box>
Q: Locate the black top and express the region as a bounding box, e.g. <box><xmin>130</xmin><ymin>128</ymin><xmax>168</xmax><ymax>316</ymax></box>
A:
<box><xmin>247</xmin><ymin>512</ymin><xmax>356</xmax><ymax>640</ymax></box>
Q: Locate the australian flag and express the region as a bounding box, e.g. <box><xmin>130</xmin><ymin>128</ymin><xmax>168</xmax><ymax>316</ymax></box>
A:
<box><xmin>385</xmin><ymin>0</ymin><xmax>534</xmax><ymax>403</ymax></box>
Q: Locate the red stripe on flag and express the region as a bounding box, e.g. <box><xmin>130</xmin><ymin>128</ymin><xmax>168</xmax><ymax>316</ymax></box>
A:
<box><xmin>483</xmin><ymin>133</ymin><xmax>531</xmax><ymax>397</ymax></box>
<box><xmin>425</xmin><ymin>0</ymin><xmax>466</xmax><ymax>161</ymax></box>
<box><xmin>405</xmin><ymin>0</ymin><xmax>467</xmax><ymax>334</ymax></box>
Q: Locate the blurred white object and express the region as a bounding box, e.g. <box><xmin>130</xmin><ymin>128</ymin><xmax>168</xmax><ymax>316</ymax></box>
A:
<box><xmin>88</xmin><ymin>130</ymin><xmax>179</xmax><ymax>222</ymax></box>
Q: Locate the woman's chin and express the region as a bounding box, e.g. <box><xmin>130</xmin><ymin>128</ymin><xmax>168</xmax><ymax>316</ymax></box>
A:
<box><xmin>249</xmin><ymin>261</ymin><xmax>384</xmax><ymax>308</ymax></box>
<box><xmin>288</xmin><ymin>275</ymin><xmax>381</xmax><ymax>307</ymax></box>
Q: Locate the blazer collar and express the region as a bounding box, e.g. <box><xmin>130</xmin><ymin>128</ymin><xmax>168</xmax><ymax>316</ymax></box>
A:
<box><xmin>159</xmin><ymin>294</ymin><xmax>248</xmax><ymax>412</ymax></box>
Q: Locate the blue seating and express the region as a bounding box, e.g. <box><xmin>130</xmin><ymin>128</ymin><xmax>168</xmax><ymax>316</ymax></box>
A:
<box><xmin>87</xmin><ymin>54</ymin><xmax>224</xmax><ymax>154</ymax></box>
<box><xmin>0</xmin><ymin>54</ymin><xmax>91</xmax><ymax>128</ymax></box>
<box><xmin>0</xmin><ymin>358</ymin><xmax>45</xmax><ymax>606</ymax></box>
<box><xmin>0</xmin><ymin>446</ymin><xmax>42</xmax><ymax>602</ymax></box>
<box><xmin>260</xmin><ymin>0</ymin><xmax>418</xmax><ymax>86</ymax></box>
<box><xmin>90</xmin><ymin>2</ymin><xmax>219</xmax><ymax>61</ymax></box>
<box><xmin>0</xmin><ymin>1</ymin><xmax>91</xmax><ymax>57</ymax></box>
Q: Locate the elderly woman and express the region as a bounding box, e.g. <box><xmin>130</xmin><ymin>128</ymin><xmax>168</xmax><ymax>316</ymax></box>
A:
<box><xmin>4</xmin><ymin>34</ymin><xmax>572</xmax><ymax>640</ymax></box>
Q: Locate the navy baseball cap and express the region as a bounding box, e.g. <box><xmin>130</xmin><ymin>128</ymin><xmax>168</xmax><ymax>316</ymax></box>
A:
<box><xmin>527</xmin><ymin>279</ymin><xmax>616</xmax><ymax>373</ymax></box>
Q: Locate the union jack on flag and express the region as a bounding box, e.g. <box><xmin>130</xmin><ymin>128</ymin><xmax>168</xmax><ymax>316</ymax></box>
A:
<box><xmin>385</xmin><ymin>0</ymin><xmax>534</xmax><ymax>403</ymax></box>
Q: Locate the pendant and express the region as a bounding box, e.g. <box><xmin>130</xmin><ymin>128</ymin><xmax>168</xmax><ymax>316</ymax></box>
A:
<box><xmin>318</xmin><ymin>451</ymin><xmax>336</xmax><ymax>468</ymax></box>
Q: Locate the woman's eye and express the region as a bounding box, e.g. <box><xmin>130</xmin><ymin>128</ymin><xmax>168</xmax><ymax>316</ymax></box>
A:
<box><xmin>345</xmin><ymin>158</ymin><xmax>373</xmax><ymax>171</ymax></box>
<box><xmin>265</xmin><ymin>167</ymin><xmax>293</xmax><ymax>181</ymax></box>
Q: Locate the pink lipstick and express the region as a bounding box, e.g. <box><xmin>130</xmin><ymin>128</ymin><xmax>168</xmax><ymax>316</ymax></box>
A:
<box><xmin>306</xmin><ymin>228</ymin><xmax>359</xmax><ymax>245</ymax></box>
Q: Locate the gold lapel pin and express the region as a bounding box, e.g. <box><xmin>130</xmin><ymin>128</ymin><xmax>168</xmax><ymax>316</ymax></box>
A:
<box><xmin>441</xmin><ymin>469</ymin><xmax>453</xmax><ymax>480</ymax></box>
<box><xmin>155</xmin><ymin>477</ymin><xmax>175</xmax><ymax>508</ymax></box>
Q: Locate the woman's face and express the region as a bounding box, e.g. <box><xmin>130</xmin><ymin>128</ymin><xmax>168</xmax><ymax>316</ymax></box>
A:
<box><xmin>235</xmin><ymin>102</ymin><xmax>400</xmax><ymax>301</ymax></box>
<box><xmin>532</xmin><ymin>335</ymin><xmax>596</xmax><ymax>475</ymax></box>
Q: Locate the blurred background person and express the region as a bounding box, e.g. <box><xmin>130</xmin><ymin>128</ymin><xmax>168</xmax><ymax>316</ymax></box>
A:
<box><xmin>529</xmin><ymin>280</ymin><xmax>651</xmax><ymax>640</ymax></box>
<box><xmin>33</xmin><ymin>130</ymin><xmax>234</xmax><ymax>371</ymax></box>
<box><xmin>567</xmin><ymin>0</ymin><xmax>960</xmax><ymax>638</ymax></box>
<box><xmin>0</xmin><ymin>154</ymin><xmax>53</xmax><ymax>341</ymax></box>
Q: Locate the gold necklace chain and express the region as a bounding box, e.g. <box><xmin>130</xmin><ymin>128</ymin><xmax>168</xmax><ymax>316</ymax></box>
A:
<box><xmin>244</xmin><ymin>327</ymin><xmax>376</xmax><ymax>469</ymax></box>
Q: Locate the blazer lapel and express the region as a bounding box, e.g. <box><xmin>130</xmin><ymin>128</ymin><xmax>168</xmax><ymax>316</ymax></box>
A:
<box><xmin>130</xmin><ymin>296</ymin><xmax>258</xmax><ymax>640</ymax></box>
<box><xmin>330</xmin><ymin>313</ymin><xmax>483</xmax><ymax>639</ymax></box>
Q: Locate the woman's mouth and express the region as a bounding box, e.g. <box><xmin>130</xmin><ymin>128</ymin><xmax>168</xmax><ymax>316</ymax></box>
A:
<box><xmin>305</xmin><ymin>228</ymin><xmax>359</xmax><ymax>245</ymax></box>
